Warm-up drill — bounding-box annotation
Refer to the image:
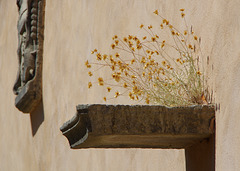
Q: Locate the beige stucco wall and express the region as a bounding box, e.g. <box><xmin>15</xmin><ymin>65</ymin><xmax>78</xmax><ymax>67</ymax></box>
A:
<box><xmin>0</xmin><ymin>0</ymin><xmax>240</xmax><ymax>170</ymax></box>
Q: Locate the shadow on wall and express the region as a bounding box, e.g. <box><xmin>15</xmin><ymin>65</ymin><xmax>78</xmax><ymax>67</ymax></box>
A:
<box><xmin>30</xmin><ymin>100</ymin><xmax>44</xmax><ymax>136</ymax></box>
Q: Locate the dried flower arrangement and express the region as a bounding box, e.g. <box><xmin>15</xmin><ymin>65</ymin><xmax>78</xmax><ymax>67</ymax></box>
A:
<box><xmin>85</xmin><ymin>9</ymin><xmax>207</xmax><ymax>106</ymax></box>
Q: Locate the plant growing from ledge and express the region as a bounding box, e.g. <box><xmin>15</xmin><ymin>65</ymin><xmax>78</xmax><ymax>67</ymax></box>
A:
<box><xmin>85</xmin><ymin>9</ymin><xmax>207</xmax><ymax>106</ymax></box>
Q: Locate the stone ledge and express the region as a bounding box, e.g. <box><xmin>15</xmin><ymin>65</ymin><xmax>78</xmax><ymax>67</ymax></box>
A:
<box><xmin>60</xmin><ymin>104</ymin><xmax>215</xmax><ymax>149</ymax></box>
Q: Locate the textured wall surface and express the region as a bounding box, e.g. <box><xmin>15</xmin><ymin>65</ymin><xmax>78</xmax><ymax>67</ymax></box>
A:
<box><xmin>0</xmin><ymin>0</ymin><xmax>240</xmax><ymax>170</ymax></box>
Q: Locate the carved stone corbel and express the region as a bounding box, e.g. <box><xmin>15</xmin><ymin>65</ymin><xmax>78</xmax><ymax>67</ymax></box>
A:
<box><xmin>13</xmin><ymin>0</ymin><xmax>45</xmax><ymax>113</ymax></box>
<box><xmin>60</xmin><ymin>104</ymin><xmax>215</xmax><ymax>149</ymax></box>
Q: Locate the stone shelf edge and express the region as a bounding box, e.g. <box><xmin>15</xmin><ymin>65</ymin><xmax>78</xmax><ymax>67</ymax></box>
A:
<box><xmin>60</xmin><ymin>104</ymin><xmax>215</xmax><ymax>149</ymax></box>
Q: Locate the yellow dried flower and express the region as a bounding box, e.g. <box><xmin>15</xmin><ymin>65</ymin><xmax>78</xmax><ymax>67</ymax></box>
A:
<box><xmin>88</xmin><ymin>71</ymin><xmax>93</xmax><ymax>76</ymax></box>
<box><xmin>128</xmin><ymin>41</ymin><xmax>133</xmax><ymax>47</ymax></box>
<box><xmin>88</xmin><ymin>82</ymin><xmax>92</xmax><ymax>88</ymax></box>
<box><xmin>137</xmin><ymin>45</ymin><xmax>142</xmax><ymax>49</ymax></box>
<box><xmin>115</xmin><ymin>91</ymin><xmax>120</xmax><ymax>98</ymax></box>
<box><xmin>131</xmin><ymin>59</ymin><xmax>135</xmax><ymax>64</ymax></box>
<box><xmin>131</xmin><ymin>75</ymin><xmax>136</xmax><ymax>79</ymax></box>
<box><xmin>161</xmin><ymin>43</ymin><xmax>165</xmax><ymax>48</ymax></box>
<box><xmin>133</xmin><ymin>86</ymin><xmax>140</xmax><ymax>94</ymax></box>
<box><xmin>181</xmin><ymin>13</ymin><xmax>185</xmax><ymax>18</ymax></box>
<box><xmin>133</xmin><ymin>36</ymin><xmax>138</xmax><ymax>41</ymax></box>
<box><xmin>162</xmin><ymin>61</ymin><xmax>166</xmax><ymax>66</ymax></box>
<box><xmin>180</xmin><ymin>8</ymin><xmax>185</xmax><ymax>11</ymax></box>
<box><xmin>188</xmin><ymin>44</ymin><xmax>193</xmax><ymax>49</ymax></box>
<box><xmin>154</xmin><ymin>10</ymin><xmax>159</xmax><ymax>15</ymax></box>
<box><xmin>184</xmin><ymin>30</ymin><xmax>187</xmax><ymax>35</ymax></box>
<box><xmin>98</xmin><ymin>77</ymin><xmax>104</xmax><ymax>86</ymax></box>
<box><xmin>160</xmin><ymin>24</ymin><xmax>163</xmax><ymax>29</ymax></box>
<box><xmin>85</xmin><ymin>60</ymin><xmax>91</xmax><ymax>68</ymax></box>
<box><xmin>111</xmin><ymin>44</ymin><xmax>115</xmax><ymax>49</ymax></box>
<box><xmin>141</xmin><ymin>57</ymin><xmax>146</xmax><ymax>63</ymax></box>
<box><xmin>151</xmin><ymin>37</ymin><xmax>156</xmax><ymax>41</ymax></box>
<box><xmin>123</xmin><ymin>82</ymin><xmax>128</xmax><ymax>88</ymax></box>
<box><xmin>103</xmin><ymin>54</ymin><xmax>107</xmax><ymax>60</ymax></box>
<box><xmin>112</xmin><ymin>73</ymin><xmax>121</xmax><ymax>82</ymax></box>
<box><xmin>117</xmin><ymin>60</ymin><xmax>122</xmax><ymax>66</ymax></box>
<box><xmin>129</xmin><ymin>92</ymin><xmax>134</xmax><ymax>100</ymax></box>
<box><xmin>103</xmin><ymin>97</ymin><xmax>107</xmax><ymax>101</ymax></box>
<box><xmin>148</xmin><ymin>25</ymin><xmax>153</xmax><ymax>29</ymax></box>
<box><xmin>144</xmin><ymin>63</ymin><xmax>149</xmax><ymax>69</ymax></box>
<box><xmin>111</xmin><ymin>65</ymin><xmax>115</xmax><ymax>71</ymax></box>
<box><xmin>197</xmin><ymin>71</ymin><xmax>202</xmax><ymax>75</ymax></box>
<box><xmin>145</xmin><ymin>98</ymin><xmax>150</xmax><ymax>104</ymax></box>
<box><xmin>140</xmin><ymin>24</ymin><xmax>144</xmax><ymax>28</ymax></box>
<box><xmin>194</xmin><ymin>36</ymin><xmax>198</xmax><ymax>40</ymax></box>
<box><xmin>115</xmin><ymin>53</ymin><xmax>120</xmax><ymax>58</ymax></box>
<box><xmin>96</xmin><ymin>53</ymin><xmax>102</xmax><ymax>60</ymax></box>
<box><xmin>106</xmin><ymin>87</ymin><xmax>111</xmax><ymax>92</ymax></box>
<box><xmin>85</xmin><ymin>60</ymin><xmax>89</xmax><ymax>66</ymax></box>
<box><xmin>115</xmin><ymin>40</ymin><xmax>119</xmax><ymax>45</ymax></box>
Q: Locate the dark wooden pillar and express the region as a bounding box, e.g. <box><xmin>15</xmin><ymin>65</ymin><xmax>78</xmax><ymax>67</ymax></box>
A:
<box><xmin>185</xmin><ymin>133</ymin><xmax>215</xmax><ymax>171</ymax></box>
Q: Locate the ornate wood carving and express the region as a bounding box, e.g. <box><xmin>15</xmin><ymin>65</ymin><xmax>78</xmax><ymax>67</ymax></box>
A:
<box><xmin>13</xmin><ymin>0</ymin><xmax>45</xmax><ymax>113</ymax></box>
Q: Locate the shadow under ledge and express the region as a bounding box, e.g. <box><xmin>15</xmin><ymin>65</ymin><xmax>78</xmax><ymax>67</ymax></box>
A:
<box><xmin>60</xmin><ymin>104</ymin><xmax>215</xmax><ymax>149</ymax></box>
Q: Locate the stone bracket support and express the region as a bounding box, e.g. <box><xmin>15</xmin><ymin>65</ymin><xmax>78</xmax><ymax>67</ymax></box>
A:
<box><xmin>60</xmin><ymin>104</ymin><xmax>215</xmax><ymax>149</ymax></box>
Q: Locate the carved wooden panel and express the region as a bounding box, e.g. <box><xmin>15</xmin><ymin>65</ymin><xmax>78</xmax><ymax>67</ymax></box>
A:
<box><xmin>13</xmin><ymin>0</ymin><xmax>45</xmax><ymax>113</ymax></box>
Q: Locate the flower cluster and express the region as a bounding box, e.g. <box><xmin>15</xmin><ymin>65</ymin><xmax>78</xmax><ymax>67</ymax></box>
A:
<box><xmin>85</xmin><ymin>9</ymin><xmax>206</xmax><ymax>106</ymax></box>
